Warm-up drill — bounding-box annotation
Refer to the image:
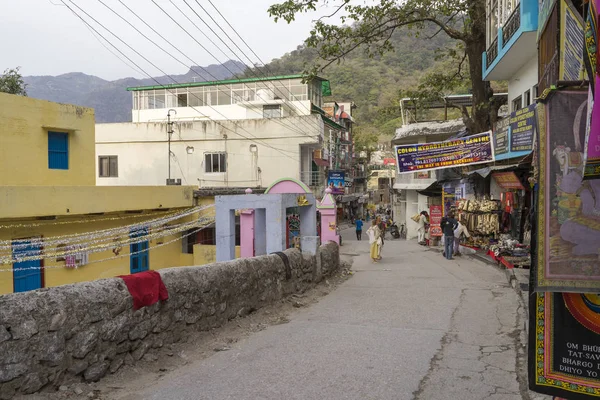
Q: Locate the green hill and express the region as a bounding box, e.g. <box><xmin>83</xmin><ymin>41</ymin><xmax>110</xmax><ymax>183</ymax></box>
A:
<box><xmin>250</xmin><ymin>28</ymin><xmax>456</xmax><ymax>139</ymax></box>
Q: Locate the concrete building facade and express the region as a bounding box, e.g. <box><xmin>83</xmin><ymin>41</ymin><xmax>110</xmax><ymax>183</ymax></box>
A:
<box><xmin>0</xmin><ymin>93</ymin><xmax>207</xmax><ymax>295</ymax></box>
<box><xmin>97</xmin><ymin>75</ymin><xmax>352</xmax><ymax>196</ymax></box>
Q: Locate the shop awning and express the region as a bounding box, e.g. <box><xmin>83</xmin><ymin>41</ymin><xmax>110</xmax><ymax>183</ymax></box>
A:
<box><xmin>312</xmin><ymin>158</ymin><xmax>329</xmax><ymax>167</ymax></box>
<box><xmin>467</xmin><ymin>163</ymin><xmax>522</xmax><ymax>178</ymax></box>
<box><xmin>416</xmin><ymin>181</ymin><xmax>443</xmax><ymax>197</ymax></box>
<box><xmin>393</xmin><ymin>182</ymin><xmax>432</xmax><ymax>190</ymax></box>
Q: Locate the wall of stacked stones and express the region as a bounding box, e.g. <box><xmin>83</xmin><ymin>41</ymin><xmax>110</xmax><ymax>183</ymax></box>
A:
<box><xmin>0</xmin><ymin>243</ymin><xmax>339</xmax><ymax>398</ymax></box>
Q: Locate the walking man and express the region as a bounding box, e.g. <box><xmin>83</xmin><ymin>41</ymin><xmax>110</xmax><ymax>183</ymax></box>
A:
<box><xmin>355</xmin><ymin>218</ymin><xmax>364</xmax><ymax>240</ymax></box>
<box><xmin>441</xmin><ymin>212</ymin><xmax>459</xmax><ymax>260</ymax></box>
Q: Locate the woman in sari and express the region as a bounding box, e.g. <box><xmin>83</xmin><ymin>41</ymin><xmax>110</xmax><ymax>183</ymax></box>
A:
<box><xmin>367</xmin><ymin>220</ymin><xmax>382</xmax><ymax>262</ymax></box>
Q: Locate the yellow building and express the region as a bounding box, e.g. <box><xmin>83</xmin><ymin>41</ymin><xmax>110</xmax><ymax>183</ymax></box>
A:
<box><xmin>0</xmin><ymin>93</ymin><xmax>95</xmax><ymax>186</ymax></box>
<box><xmin>0</xmin><ymin>93</ymin><xmax>214</xmax><ymax>295</ymax></box>
<box><xmin>367</xmin><ymin>168</ymin><xmax>395</xmax><ymax>204</ymax></box>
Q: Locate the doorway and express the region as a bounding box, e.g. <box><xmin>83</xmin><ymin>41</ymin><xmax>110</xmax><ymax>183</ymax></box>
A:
<box><xmin>12</xmin><ymin>238</ymin><xmax>43</xmax><ymax>293</ymax></box>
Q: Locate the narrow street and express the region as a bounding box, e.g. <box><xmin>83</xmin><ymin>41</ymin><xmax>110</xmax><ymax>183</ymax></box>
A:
<box><xmin>107</xmin><ymin>228</ymin><xmax>526</xmax><ymax>400</ymax></box>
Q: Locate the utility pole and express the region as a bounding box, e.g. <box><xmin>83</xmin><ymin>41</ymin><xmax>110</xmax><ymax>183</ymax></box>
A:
<box><xmin>167</xmin><ymin>109</ymin><xmax>176</xmax><ymax>181</ymax></box>
<box><xmin>329</xmin><ymin>129</ymin><xmax>333</xmax><ymax>170</ymax></box>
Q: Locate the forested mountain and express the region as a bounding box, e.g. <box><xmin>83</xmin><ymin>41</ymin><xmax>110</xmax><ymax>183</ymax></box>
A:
<box><xmin>250</xmin><ymin>27</ymin><xmax>456</xmax><ymax>140</ymax></box>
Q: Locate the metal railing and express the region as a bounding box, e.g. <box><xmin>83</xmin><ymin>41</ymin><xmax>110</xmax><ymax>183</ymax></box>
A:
<box><xmin>502</xmin><ymin>4</ymin><xmax>521</xmax><ymax>45</ymax></box>
<box><xmin>300</xmin><ymin>171</ymin><xmax>325</xmax><ymax>187</ymax></box>
<box><xmin>486</xmin><ymin>37</ymin><xmax>499</xmax><ymax>66</ymax></box>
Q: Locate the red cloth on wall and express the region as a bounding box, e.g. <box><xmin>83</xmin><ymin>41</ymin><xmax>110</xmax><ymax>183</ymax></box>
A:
<box><xmin>120</xmin><ymin>271</ymin><xmax>168</xmax><ymax>310</ymax></box>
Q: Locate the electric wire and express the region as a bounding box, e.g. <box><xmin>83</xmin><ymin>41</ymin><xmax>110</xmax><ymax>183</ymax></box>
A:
<box><xmin>99</xmin><ymin>0</ymin><xmax>313</xmax><ymax>140</ymax></box>
<box><xmin>180</xmin><ymin>0</ymin><xmax>323</xmax><ymax>134</ymax></box>
<box><xmin>147</xmin><ymin>0</ymin><xmax>317</xmax><ymax>137</ymax></box>
<box><xmin>63</xmin><ymin>0</ymin><xmax>301</xmax><ymax>162</ymax></box>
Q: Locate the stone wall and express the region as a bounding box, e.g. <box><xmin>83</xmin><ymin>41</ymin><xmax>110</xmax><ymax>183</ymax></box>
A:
<box><xmin>0</xmin><ymin>244</ymin><xmax>339</xmax><ymax>399</ymax></box>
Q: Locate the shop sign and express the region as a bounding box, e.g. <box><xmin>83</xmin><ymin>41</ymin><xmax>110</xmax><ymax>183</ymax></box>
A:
<box><xmin>492</xmin><ymin>172</ymin><xmax>525</xmax><ymax>190</ymax></box>
<box><xmin>585</xmin><ymin>82</ymin><xmax>600</xmax><ymax>180</ymax></box>
<box><xmin>529</xmin><ymin>292</ymin><xmax>600</xmax><ymax>399</ymax></box>
<box><xmin>442</xmin><ymin>187</ymin><xmax>456</xmax><ymax>217</ymax></box>
<box><xmin>395</xmin><ymin>132</ymin><xmax>495</xmax><ymax>174</ymax></box>
<box><xmin>429</xmin><ymin>205</ymin><xmax>443</xmax><ymax>237</ymax></box>
<box><xmin>494</xmin><ymin>117</ymin><xmax>510</xmax><ymax>155</ymax></box>
<box><xmin>344</xmin><ymin>177</ymin><xmax>353</xmax><ymax>187</ymax></box>
<box><xmin>327</xmin><ymin>171</ymin><xmax>345</xmax><ymax>194</ymax></box>
<box><xmin>534</xmin><ymin>90</ymin><xmax>600</xmax><ymax>293</ymax></box>
<box><xmin>509</xmin><ymin>104</ymin><xmax>537</xmax><ymax>152</ymax></box>
<box><xmin>559</xmin><ymin>0</ymin><xmax>585</xmax><ymax>81</ymax></box>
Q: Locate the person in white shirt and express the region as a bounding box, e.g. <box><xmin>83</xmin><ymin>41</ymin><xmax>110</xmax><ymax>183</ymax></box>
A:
<box><xmin>453</xmin><ymin>218</ymin><xmax>471</xmax><ymax>256</ymax></box>
<box><xmin>417</xmin><ymin>211</ymin><xmax>429</xmax><ymax>244</ymax></box>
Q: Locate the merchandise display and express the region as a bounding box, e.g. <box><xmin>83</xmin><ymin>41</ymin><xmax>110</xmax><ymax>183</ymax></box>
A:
<box><xmin>456</xmin><ymin>195</ymin><xmax>531</xmax><ymax>269</ymax></box>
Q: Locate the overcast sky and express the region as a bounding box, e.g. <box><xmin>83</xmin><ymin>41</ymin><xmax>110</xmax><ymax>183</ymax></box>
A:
<box><xmin>0</xmin><ymin>0</ymin><xmax>339</xmax><ymax>80</ymax></box>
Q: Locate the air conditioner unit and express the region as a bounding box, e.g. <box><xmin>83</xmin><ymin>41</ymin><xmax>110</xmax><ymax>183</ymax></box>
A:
<box><xmin>166</xmin><ymin>178</ymin><xmax>182</xmax><ymax>186</ymax></box>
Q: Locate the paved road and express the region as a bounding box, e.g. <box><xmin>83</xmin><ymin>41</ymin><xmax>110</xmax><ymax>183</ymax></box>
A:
<box><xmin>115</xmin><ymin>228</ymin><xmax>525</xmax><ymax>400</ymax></box>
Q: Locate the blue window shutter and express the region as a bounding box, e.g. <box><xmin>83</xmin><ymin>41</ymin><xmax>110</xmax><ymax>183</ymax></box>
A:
<box><xmin>48</xmin><ymin>132</ymin><xmax>69</xmax><ymax>170</ymax></box>
<box><xmin>129</xmin><ymin>227</ymin><xmax>149</xmax><ymax>274</ymax></box>
<box><xmin>13</xmin><ymin>240</ymin><xmax>42</xmax><ymax>293</ymax></box>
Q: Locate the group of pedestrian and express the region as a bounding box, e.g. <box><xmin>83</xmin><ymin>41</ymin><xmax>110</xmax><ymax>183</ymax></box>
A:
<box><xmin>441</xmin><ymin>212</ymin><xmax>471</xmax><ymax>260</ymax></box>
<box><xmin>354</xmin><ymin>208</ymin><xmax>469</xmax><ymax>263</ymax></box>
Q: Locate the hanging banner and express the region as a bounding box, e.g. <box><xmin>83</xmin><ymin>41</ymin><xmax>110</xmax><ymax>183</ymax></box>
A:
<box><xmin>509</xmin><ymin>104</ymin><xmax>537</xmax><ymax>152</ymax></box>
<box><xmin>583</xmin><ymin>0</ymin><xmax>597</xmax><ymax>91</ymax></box>
<box><xmin>535</xmin><ymin>90</ymin><xmax>600</xmax><ymax>293</ymax></box>
<box><xmin>327</xmin><ymin>171</ymin><xmax>345</xmax><ymax>194</ymax></box>
<box><xmin>429</xmin><ymin>205</ymin><xmax>442</xmax><ymax>237</ymax></box>
<box><xmin>560</xmin><ymin>0</ymin><xmax>586</xmax><ymax>81</ymax></box>
<box><xmin>529</xmin><ymin>292</ymin><xmax>600</xmax><ymax>399</ymax></box>
<box><xmin>442</xmin><ymin>187</ymin><xmax>456</xmax><ymax>217</ymax></box>
<box><xmin>494</xmin><ymin>116</ymin><xmax>510</xmax><ymax>155</ymax></box>
<box><xmin>395</xmin><ymin>132</ymin><xmax>495</xmax><ymax>174</ymax></box>
<box><xmin>493</xmin><ymin>172</ymin><xmax>526</xmax><ymax>189</ymax></box>
<box><xmin>585</xmin><ymin>79</ymin><xmax>600</xmax><ymax>179</ymax></box>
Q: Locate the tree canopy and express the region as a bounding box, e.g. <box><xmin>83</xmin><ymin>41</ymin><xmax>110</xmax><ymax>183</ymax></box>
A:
<box><xmin>0</xmin><ymin>67</ymin><xmax>27</xmax><ymax>96</ymax></box>
<box><xmin>268</xmin><ymin>0</ymin><xmax>504</xmax><ymax>134</ymax></box>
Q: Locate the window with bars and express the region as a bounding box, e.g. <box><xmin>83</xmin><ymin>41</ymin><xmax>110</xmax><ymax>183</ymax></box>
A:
<box><xmin>263</xmin><ymin>105</ymin><xmax>282</xmax><ymax>118</ymax></box>
<box><xmin>98</xmin><ymin>156</ymin><xmax>118</xmax><ymax>177</ymax></box>
<box><xmin>524</xmin><ymin>90</ymin><xmax>531</xmax><ymax>107</ymax></box>
<box><xmin>205</xmin><ymin>153</ymin><xmax>227</xmax><ymax>173</ymax></box>
<box><xmin>48</xmin><ymin>131</ymin><xmax>69</xmax><ymax>170</ymax></box>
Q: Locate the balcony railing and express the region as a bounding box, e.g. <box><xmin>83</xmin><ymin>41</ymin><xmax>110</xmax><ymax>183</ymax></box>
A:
<box><xmin>300</xmin><ymin>171</ymin><xmax>325</xmax><ymax>188</ymax></box>
<box><xmin>502</xmin><ymin>4</ymin><xmax>521</xmax><ymax>45</ymax></box>
<box><xmin>486</xmin><ymin>37</ymin><xmax>499</xmax><ymax>66</ymax></box>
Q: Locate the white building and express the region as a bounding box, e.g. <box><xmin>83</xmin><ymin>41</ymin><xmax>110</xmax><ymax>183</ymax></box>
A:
<box><xmin>129</xmin><ymin>75</ymin><xmax>324</xmax><ymax>123</ymax></box>
<box><xmin>96</xmin><ymin>117</ymin><xmax>324</xmax><ymax>189</ymax></box>
<box><xmin>96</xmin><ymin>75</ymin><xmax>349</xmax><ymax>192</ymax></box>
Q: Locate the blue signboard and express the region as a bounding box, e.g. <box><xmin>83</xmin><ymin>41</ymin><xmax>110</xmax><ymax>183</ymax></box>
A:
<box><xmin>493</xmin><ymin>104</ymin><xmax>536</xmax><ymax>161</ymax></box>
<box><xmin>327</xmin><ymin>171</ymin><xmax>345</xmax><ymax>194</ymax></box>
